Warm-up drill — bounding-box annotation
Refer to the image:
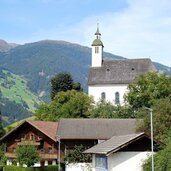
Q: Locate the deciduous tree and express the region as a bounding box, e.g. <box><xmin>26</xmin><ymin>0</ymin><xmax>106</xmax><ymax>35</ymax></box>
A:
<box><xmin>90</xmin><ymin>101</ymin><xmax>134</xmax><ymax>118</ymax></box>
<box><xmin>35</xmin><ymin>90</ymin><xmax>93</xmax><ymax>121</ymax></box>
<box><xmin>125</xmin><ymin>72</ymin><xmax>171</xmax><ymax>110</ymax></box>
<box><xmin>64</xmin><ymin>145</ymin><xmax>92</xmax><ymax>163</ymax></box>
<box><xmin>143</xmin><ymin>138</ymin><xmax>171</xmax><ymax>171</ymax></box>
<box><xmin>137</xmin><ymin>98</ymin><xmax>171</xmax><ymax>141</ymax></box>
<box><xmin>16</xmin><ymin>143</ymin><xmax>40</xmax><ymax>167</ymax></box>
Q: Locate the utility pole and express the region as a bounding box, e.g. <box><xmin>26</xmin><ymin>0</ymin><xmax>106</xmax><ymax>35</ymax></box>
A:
<box><xmin>58</xmin><ymin>136</ymin><xmax>60</xmax><ymax>171</ymax></box>
<box><xmin>145</xmin><ymin>107</ymin><xmax>154</xmax><ymax>171</ymax></box>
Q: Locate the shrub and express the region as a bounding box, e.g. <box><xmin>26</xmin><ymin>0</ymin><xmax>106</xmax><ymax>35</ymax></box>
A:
<box><xmin>4</xmin><ymin>165</ymin><xmax>60</xmax><ymax>171</ymax></box>
<box><xmin>0</xmin><ymin>166</ymin><xmax>3</xmax><ymax>171</ymax></box>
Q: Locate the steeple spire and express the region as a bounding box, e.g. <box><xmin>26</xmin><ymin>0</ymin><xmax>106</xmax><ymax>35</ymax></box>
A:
<box><xmin>95</xmin><ymin>23</ymin><xmax>101</xmax><ymax>38</ymax></box>
<box><xmin>91</xmin><ymin>24</ymin><xmax>104</xmax><ymax>67</ymax></box>
<box><xmin>92</xmin><ymin>23</ymin><xmax>103</xmax><ymax>47</ymax></box>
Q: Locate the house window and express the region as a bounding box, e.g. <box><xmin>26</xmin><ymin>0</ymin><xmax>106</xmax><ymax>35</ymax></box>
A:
<box><xmin>38</xmin><ymin>133</ymin><xmax>43</xmax><ymax>140</ymax></box>
<box><xmin>30</xmin><ymin>134</ymin><xmax>35</xmax><ymax>141</ymax></box>
<box><xmin>12</xmin><ymin>147</ymin><xmax>16</xmax><ymax>152</ymax></box>
<box><xmin>101</xmin><ymin>92</ymin><xmax>106</xmax><ymax>101</ymax></box>
<box><xmin>95</xmin><ymin>46</ymin><xmax>99</xmax><ymax>54</ymax></box>
<box><xmin>95</xmin><ymin>155</ymin><xmax>108</xmax><ymax>170</ymax></box>
<box><xmin>21</xmin><ymin>134</ymin><xmax>26</xmax><ymax>140</ymax></box>
<box><xmin>48</xmin><ymin>147</ymin><xmax>53</xmax><ymax>153</ymax></box>
<box><xmin>40</xmin><ymin>148</ymin><xmax>45</xmax><ymax>153</ymax></box>
<box><xmin>115</xmin><ymin>92</ymin><xmax>120</xmax><ymax>105</ymax></box>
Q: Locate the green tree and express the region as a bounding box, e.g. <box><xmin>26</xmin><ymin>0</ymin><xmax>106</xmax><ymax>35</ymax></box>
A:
<box><xmin>0</xmin><ymin>110</ymin><xmax>5</xmax><ymax>138</ymax></box>
<box><xmin>51</xmin><ymin>72</ymin><xmax>82</xmax><ymax>100</ymax></box>
<box><xmin>65</xmin><ymin>145</ymin><xmax>92</xmax><ymax>163</ymax></box>
<box><xmin>137</xmin><ymin>98</ymin><xmax>171</xmax><ymax>141</ymax></box>
<box><xmin>0</xmin><ymin>143</ymin><xmax>7</xmax><ymax>165</ymax></box>
<box><xmin>16</xmin><ymin>143</ymin><xmax>40</xmax><ymax>167</ymax></box>
<box><xmin>72</xmin><ymin>82</ymin><xmax>82</xmax><ymax>92</ymax></box>
<box><xmin>125</xmin><ymin>72</ymin><xmax>171</xmax><ymax>110</ymax></box>
<box><xmin>143</xmin><ymin>138</ymin><xmax>171</xmax><ymax>171</ymax></box>
<box><xmin>35</xmin><ymin>90</ymin><xmax>94</xmax><ymax>121</ymax></box>
<box><xmin>51</xmin><ymin>72</ymin><xmax>74</xmax><ymax>100</ymax></box>
<box><xmin>90</xmin><ymin>101</ymin><xmax>134</xmax><ymax>118</ymax></box>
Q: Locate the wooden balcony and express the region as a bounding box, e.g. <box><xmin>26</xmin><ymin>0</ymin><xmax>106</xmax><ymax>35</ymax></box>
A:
<box><xmin>5</xmin><ymin>152</ymin><xmax>58</xmax><ymax>160</ymax></box>
<box><xmin>40</xmin><ymin>153</ymin><xmax>58</xmax><ymax>159</ymax></box>
<box><xmin>17</xmin><ymin>140</ymin><xmax>40</xmax><ymax>146</ymax></box>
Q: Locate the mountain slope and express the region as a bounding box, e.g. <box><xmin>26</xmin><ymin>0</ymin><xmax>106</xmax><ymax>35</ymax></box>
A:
<box><xmin>0</xmin><ymin>67</ymin><xmax>41</xmax><ymax>126</ymax></box>
<box><xmin>0</xmin><ymin>39</ymin><xmax>18</xmax><ymax>52</ymax></box>
<box><xmin>0</xmin><ymin>40</ymin><xmax>125</xmax><ymax>100</ymax></box>
<box><xmin>153</xmin><ymin>62</ymin><xmax>171</xmax><ymax>75</ymax></box>
<box><xmin>0</xmin><ymin>39</ymin><xmax>170</xmax><ymax>125</ymax></box>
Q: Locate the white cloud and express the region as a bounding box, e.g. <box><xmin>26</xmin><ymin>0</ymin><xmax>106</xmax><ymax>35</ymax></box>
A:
<box><xmin>15</xmin><ymin>0</ymin><xmax>171</xmax><ymax>66</ymax></box>
<box><xmin>68</xmin><ymin>0</ymin><xmax>171</xmax><ymax>66</ymax></box>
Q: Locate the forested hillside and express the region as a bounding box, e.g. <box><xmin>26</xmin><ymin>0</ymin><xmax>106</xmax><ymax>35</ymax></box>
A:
<box><xmin>0</xmin><ymin>40</ymin><xmax>125</xmax><ymax>100</ymax></box>
<box><xmin>0</xmin><ymin>39</ymin><xmax>170</xmax><ymax>125</ymax></box>
<box><xmin>0</xmin><ymin>67</ymin><xmax>41</xmax><ymax>126</ymax></box>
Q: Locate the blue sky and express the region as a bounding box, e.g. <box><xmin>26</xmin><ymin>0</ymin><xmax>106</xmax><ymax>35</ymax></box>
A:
<box><xmin>0</xmin><ymin>0</ymin><xmax>171</xmax><ymax>67</ymax></box>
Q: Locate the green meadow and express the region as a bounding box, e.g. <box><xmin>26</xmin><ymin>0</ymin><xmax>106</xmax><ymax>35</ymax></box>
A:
<box><xmin>0</xmin><ymin>70</ymin><xmax>41</xmax><ymax>112</ymax></box>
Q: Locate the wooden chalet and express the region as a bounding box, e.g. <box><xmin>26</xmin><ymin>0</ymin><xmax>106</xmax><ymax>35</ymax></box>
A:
<box><xmin>0</xmin><ymin>120</ymin><xmax>58</xmax><ymax>166</ymax></box>
<box><xmin>0</xmin><ymin>118</ymin><xmax>139</xmax><ymax>167</ymax></box>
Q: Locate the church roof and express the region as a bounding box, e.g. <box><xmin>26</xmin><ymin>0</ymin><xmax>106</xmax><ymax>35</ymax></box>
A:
<box><xmin>88</xmin><ymin>58</ymin><xmax>157</xmax><ymax>85</ymax></box>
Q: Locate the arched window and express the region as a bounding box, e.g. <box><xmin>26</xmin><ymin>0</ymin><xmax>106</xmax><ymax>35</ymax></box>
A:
<box><xmin>101</xmin><ymin>92</ymin><xmax>106</xmax><ymax>101</ymax></box>
<box><xmin>115</xmin><ymin>92</ymin><xmax>120</xmax><ymax>105</ymax></box>
<box><xmin>95</xmin><ymin>46</ymin><xmax>99</xmax><ymax>54</ymax></box>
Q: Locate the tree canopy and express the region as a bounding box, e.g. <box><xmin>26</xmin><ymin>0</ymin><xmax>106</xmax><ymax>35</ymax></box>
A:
<box><xmin>89</xmin><ymin>101</ymin><xmax>134</xmax><ymax>119</ymax></box>
<box><xmin>35</xmin><ymin>90</ymin><xmax>93</xmax><ymax>121</ymax></box>
<box><xmin>143</xmin><ymin>136</ymin><xmax>171</xmax><ymax>171</ymax></box>
<box><xmin>51</xmin><ymin>72</ymin><xmax>73</xmax><ymax>100</ymax></box>
<box><xmin>125</xmin><ymin>72</ymin><xmax>171</xmax><ymax>110</ymax></box>
<box><xmin>0</xmin><ymin>143</ymin><xmax>7</xmax><ymax>165</ymax></box>
<box><xmin>64</xmin><ymin>145</ymin><xmax>92</xmax><ymax>163</ymax></box>
<box><xmin>50</xmin><ymin>72</ymin><xmax>82</xmax><ymax>100</ymax></box>
<box><xmin>125</xmin><ymin>72</ymin><xmax>171</xmax><ymax>171</ymax></box>
<box><xmin>136</xmin><ymin>98</ymin><xmax>171</xmax><ymax>141</ymax></box>
<box><xmin>16</xmin><ymin>143</ymin><xmax>40</xmax><ymax>167</ymax></box>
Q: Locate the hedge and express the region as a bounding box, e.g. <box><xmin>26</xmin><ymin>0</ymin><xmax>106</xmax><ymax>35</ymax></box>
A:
<box><xmin>4</xmin><ymin>165</ymin><xmax>63</xmax><ymax>171</ymax></box>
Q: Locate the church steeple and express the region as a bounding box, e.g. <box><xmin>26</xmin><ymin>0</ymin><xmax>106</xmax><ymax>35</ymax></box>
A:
<box><xmin>92</xmin><ymin>24</ymin><xmax>103</xmax><ymax>47</ymax></box>
<box><xmin>91</xmin><ymin>24</ymin><xmax>104</xmax><ymax>67</ymax></box>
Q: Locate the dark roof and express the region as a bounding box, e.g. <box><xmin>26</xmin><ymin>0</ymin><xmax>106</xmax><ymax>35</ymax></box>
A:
<box><xmin>57</xmin><ymin>118</ymin><xmax>138</xmax><ymax>140</ymax></box>
<box><xmin>0</xmin><ymin>120</ymin><xmax>58</xmax><ymax>142</ymax></box>
<box><xmin>84</xmin><ymin>133</ymin><xmax>149</xmax><ymax>155</ymax></box>
<box><xmin>88</xmin><ymin>58</ymin><xmax>157</xmax><ymax>85</ymax></box>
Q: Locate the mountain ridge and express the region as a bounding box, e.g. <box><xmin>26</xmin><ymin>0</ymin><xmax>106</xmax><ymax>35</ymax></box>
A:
<box><xmin>0</xmin><ymin>39</ymin><xmax>170</xmax><ymax>125</ymax></box>
<box><xmin>0</xmin><ymin>39</ymin><xmax>18</xmax><ymax>52</ymax></box>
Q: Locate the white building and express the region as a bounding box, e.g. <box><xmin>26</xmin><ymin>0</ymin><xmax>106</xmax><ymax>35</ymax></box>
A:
<box><xmin>88</xmin><ymin>26</ymin><xmax>157</xmax><ymax>105</ymax></box>
<box><xmin>84</xmin><ymin>133</ymin><xmax>157</xmax><ymax>171</ymax></box>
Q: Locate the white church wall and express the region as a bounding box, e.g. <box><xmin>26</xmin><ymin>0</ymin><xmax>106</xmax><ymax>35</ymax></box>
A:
<box><xmin>88</xmin><ymin>84</ymin><xmax>128</xmax><ymax>105</ymax></box>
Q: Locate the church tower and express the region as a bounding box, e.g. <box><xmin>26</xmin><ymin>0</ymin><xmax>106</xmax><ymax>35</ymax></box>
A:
<box><xmin>91</xmin><ymin>24</ymin><xmax>104</xmax><ymax>67</ymax></box>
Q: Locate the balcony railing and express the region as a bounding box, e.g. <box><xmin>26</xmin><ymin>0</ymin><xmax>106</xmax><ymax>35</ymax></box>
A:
<box><xmin>5</xmin><ymin>152</ymin><xmax>58</xmax><ymax>160</ymax></box>
<box><xmin>17</xmin><ymin>140</ymin><xmax>40</xmax><ymax>146</ymax></box>
<box><xmin>5</xmin><ymin>152</ymin><xmax>16</xmax><ymax>158</ymax></box>
<box><xmin>40</xmin><ymin>153</ymin><xmax>58</xmax><ymax>159</ymax></box>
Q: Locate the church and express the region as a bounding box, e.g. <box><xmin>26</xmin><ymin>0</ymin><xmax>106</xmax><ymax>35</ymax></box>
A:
<box><xmin>88</xmin><ymin>26</ymin><xmax>157</xmax><ymax>105</ymax></box>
